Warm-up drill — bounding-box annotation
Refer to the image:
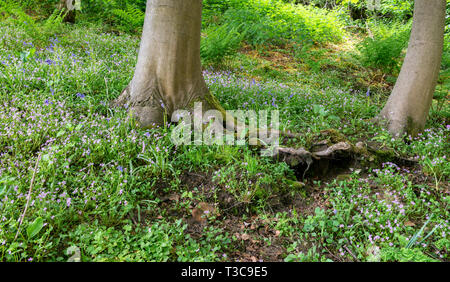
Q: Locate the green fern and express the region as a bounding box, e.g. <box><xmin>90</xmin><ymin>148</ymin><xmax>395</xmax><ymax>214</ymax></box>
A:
<box><xmin>42</xmin><ymin>9</ymin><xmax>65</xmax><ymax>34</ymax></box>
<box><xmin>0</xmin><ymin>1</ymin><xmax>67</xmax><ymax>46</ymax></box>
<box><xmin>200</xmin><ymin>24</ymin><xmax>246</xmax><ymax>66</ymax></box>
<box><xmin>111</xmin><ymin>4</ymin><xmax>145</xmax><ymax>33</ymax></box>
<box><xmin>0</xmin><ymin>1</ymin><xmax>40</xmax><ymax>40</ymax></box>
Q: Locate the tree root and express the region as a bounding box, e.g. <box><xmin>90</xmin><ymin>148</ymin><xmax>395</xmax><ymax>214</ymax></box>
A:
<box><xmin>271</xmin><ymin>130</ymin><xmax>418</xmax><ymax>180</ymax></box>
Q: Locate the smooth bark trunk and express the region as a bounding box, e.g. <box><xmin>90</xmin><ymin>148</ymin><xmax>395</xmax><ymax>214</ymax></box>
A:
<box><xmin>377</xmin><ymin>0</ymin><xmax>446</xmax><ymax>137</ymax></box>
<box><xmin>113</xmin><ymin>0</ymin><xmax>219</xmax><ymax>128</ymax></box>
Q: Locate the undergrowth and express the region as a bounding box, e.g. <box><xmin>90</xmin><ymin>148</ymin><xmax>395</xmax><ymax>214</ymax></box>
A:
<box><xmin>0</xmin><ymin>2</ymin><xmax>448</xmax><ymax>263</ymax></box>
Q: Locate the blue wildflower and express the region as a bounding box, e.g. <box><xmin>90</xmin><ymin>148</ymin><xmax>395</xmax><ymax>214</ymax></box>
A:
<box><xmin>76</xmin><ymin>93</ymin><xmax>86</xmax><ymax>99</ymax></box>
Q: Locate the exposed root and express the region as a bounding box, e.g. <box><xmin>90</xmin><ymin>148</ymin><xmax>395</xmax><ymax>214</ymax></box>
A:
<box><xmin>110</xmin><ymin>85</ymin><xmax>130</xmax><ymax>108</ymax></box>
<box><xmin>271</xmin><ymin>135</ymin><xmax>418</xmax><ymax>180</ymax></box>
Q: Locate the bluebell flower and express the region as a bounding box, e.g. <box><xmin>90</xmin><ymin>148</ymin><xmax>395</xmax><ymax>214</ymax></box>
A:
<box><xmin>76</xmin><ymin>93</ymin><xmax>86</xmax><ymax>99</ymax></box>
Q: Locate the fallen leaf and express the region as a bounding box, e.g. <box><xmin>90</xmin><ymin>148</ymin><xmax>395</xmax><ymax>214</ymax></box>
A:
<box><xmin>191</xmin><ymin>202</ymin><xmax>216</xmax><ymax>223</ymax></box>
<box><xmin>168</xmin><ymin>193</ymin><xmax>180</xmax><ymax>202</ymax></box>
<box><xmin>405</xmin><ymin>221</ymin><xmax>416</xmax><ymax>227</ymax></box>
<box><xmin>191</xmin><ymin>208</ymin><xmax>206</xmax><ymax>223</ymax></box>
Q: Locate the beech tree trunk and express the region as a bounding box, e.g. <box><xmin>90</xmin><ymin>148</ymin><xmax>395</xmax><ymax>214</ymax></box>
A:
<box><xmin>377</xmin><ymin>0</ymin><xmax>446</xmax><ymax>137</ymax></box>
<box><xmin>113</xmin><ymin>0</ymin><xmax>220</xmax><ymax>128</ymax></box>
<box><xmin>59</xmin><ymin>0</ymin><xmax>78</xmax><ymax>23</ymax></box>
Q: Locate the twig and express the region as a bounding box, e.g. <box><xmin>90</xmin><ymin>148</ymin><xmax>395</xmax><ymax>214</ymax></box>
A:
<box><xmin>323</xmin><ymin>245</ymin><xmax>340</xmax><ymax>262</ymax></box>
<box><xmin>344</xmin><ymin>245</ymin><xmax>359</xmax><ymax>262</ymax></box>
<box><xmin>14</xmin><ymin>153</ymin><xmax>42</xmax><ymax>241</ymax></box>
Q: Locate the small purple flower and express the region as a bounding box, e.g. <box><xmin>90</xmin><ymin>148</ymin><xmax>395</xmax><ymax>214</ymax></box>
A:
<box><xmin>76</xmin><ymin>93</ymin><xmax>86</xmax><ymax>99</ymax></box>
<box><xmin>118</xmin><ymin>166</ymin><xmax>123</xmax><ymax>172</ymax></box>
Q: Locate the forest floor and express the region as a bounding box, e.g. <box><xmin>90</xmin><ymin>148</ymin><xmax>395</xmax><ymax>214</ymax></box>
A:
<box><xmin>0</xmin><ymin>21</ymin><xmax>449</xmax><ymax>262</ymax></box>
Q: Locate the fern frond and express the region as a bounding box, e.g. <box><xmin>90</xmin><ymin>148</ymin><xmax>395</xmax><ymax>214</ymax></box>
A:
<box><xmin>111</xmin><ymin>4</ymin><xmax>144</xmax><ymax>33</ymax></box>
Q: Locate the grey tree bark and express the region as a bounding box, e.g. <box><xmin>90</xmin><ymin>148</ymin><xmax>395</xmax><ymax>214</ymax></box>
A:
<box><xmin>377</xmin><ymin>0</ymin><xmax>446</xmax><ymax>137</ymax></box>
<box><xmin>58</xmin><ymin>0</ymin><xmax>78</xmax><ymax>23</ymax></box>
<box><xmin>113</xmin><ymin>0</ymin><xmax>221</xmax><ymax>128</ymax></box>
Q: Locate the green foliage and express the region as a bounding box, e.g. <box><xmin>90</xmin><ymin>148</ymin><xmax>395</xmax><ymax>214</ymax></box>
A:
<box><xmin>110</xmin><ymin>4</ymin><xmax>145</xmax><ymax>33</ymax></box>
<box><xmin>219</xmin><ymin>0</ymin><xmax>346</xmax><ymax>46</ymax></box>
<box><xmin>78</xmin><ymin>0</ymin><xmax>146</xmax><ymax>31</ymax></box>
<box><xmin>380</xmin><ymin>247</ymin><xmax>439</xmax><ymax>262</ymax></box>
<box><xmin>290</xmin><ymin>168</ymin><xmax>449</xmax><ymax>262</ymax></box>
<box><xmin>282</xmin><ymin>0</ymin><xmax>414</xmax><ymax>22</ymax></box>
<box><xmin>63</xmin><ymin>221</ymin><xmax>230</xmax><ymax>261</ymax></box>
<box><xmin>342</xmin><ymin>0</ymin><xmax>414</xmax><ymax>22</ymax></box>
<box><xmin>26</xmin><ymin>217</ymin><xmax>44</xmax><ymax>239</ymax></box>
<box><xmin>2</xmin><ymin>0</ymin><xmax>60</xmax><ymax>19</ymax></box>
<box><xmin>0</xmin><ymin>1</ymin><xmax>448</xmax><ymax>263</ymax></box>
<box><xmin>441</xmin><ymin>2</ymin><xmax>450</xmax><ymax>80</ymax></box>
<box><xmin>293</xmin><ymin>43</ymin><xmax>337</xmax><ymax>73</ymax></box>
<box><xmin>377</xmin><ymin>0</ymin><xmax>414</xmax><ymax>21</ymax></box>
<box><xmin>200</xmin><ymin>24</ymin><xmax>245</xmax><ymax>66</ymax></box>
<box><xmin>443</xmin><ymin>33</ymin><xmax>450</xmax><ymax>71</ymax></box>
<box><xmin>0</xmin><ymin>1</ymin><xmax>65</xmax><ymax>46</ymax></box>
<box><xmin>202</xmin><ymin>0</ymin><xmax>238</xmax><ymax>26</ymax></box>
<box><xmin>357</xmin><ymin>21</ymin><xmax>411</xmax><ymax>73</ymax></box>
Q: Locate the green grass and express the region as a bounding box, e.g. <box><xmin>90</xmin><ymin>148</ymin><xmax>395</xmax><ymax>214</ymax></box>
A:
<box><xmin>0</xmin><ymin>17</ymin><xmax>448</xmax><ymax>262</ymax></box>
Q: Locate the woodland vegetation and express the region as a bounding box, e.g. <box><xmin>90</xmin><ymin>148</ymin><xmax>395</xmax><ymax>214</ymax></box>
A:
<box><xmin>0</xmin><ymin>0</ymin><xmax>448</xmax><ymax>262</ymax></box>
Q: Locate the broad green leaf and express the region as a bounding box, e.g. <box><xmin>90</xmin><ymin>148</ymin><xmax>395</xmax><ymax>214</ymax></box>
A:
<box><xmin>27</xmin><ymin>217</ymin><xmax>44</xmax><ymax>239</ymax></box>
